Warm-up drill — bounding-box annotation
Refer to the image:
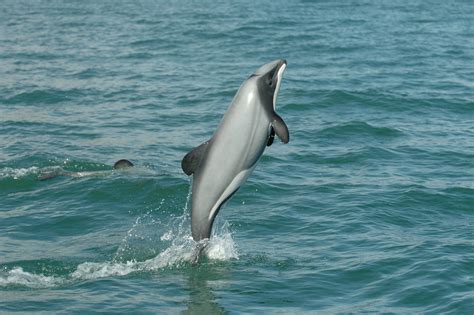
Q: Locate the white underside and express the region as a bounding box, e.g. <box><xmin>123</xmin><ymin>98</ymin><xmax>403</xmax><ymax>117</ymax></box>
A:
<box><xmin>208</xmin><ymin>166</ymin><xmax>256</xmax><ymax>221</ymax></box>
<box><xmin>273</xmin><ymin>63</ymin><xmax>286</xmax><ymax>110</ymax></box>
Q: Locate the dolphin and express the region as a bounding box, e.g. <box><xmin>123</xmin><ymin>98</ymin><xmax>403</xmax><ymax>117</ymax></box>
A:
<box><xmin>38</xmin><ymin>159</ymin><xmax>134</xmax><ymax>181</ymax></box>
<box><xmin>113</xmin><ymin>159</ymin><xmax>134</xmax><ymax>170</ymax></box>
<box><xmin>181</xmin><ymin>59</ymin><xmax>289</xmax><ymax>246</ymax></box>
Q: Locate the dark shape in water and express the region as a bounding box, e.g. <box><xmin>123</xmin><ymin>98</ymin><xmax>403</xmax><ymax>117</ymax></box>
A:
<box><xmin>38</xmin><ymin>159</ymin><xmax>134</xmax><ymax>181</ymax></box>
<box><xmin>113</xmin><ymin>159</ymin><xmax>134</xmax><ymax>170</ymax></box>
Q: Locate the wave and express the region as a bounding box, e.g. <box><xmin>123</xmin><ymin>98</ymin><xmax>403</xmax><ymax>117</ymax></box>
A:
<box><xmin>0</xmin><ymin>193</ymin><xmax>238</xmax><ymax>289</ymax></box>
<box><xmin>284</xmin><ymin>145</ymin><xmax>399</xmax><ymax>167</ymax></box>
<box><xmin>317</xmin><ymin>121</ymin><xmax>404</xmax><ymax>139</ymax></box>
<box><xmin>0</xmin><ymin>166</ymin><xmax>41</xmax><ymax>180</ymax></box>
<box><xmin>284</xmin><ymin>89</ymin><xmax>473</xmax><ymax>114</ymax></box>
<box><xmin>2</xmin><ymin>89</ymin><xmax>83</xmax><ymax>105</ymax></box>
<box><xmin>0</xmin><ymin>267</ymin><xmax>65</xmax><ymax>289</ymax></box>
<box><xmin>0</xmin><ymin>160</ymin><xmax>108</xmax><ymax>181</ymax></box>
<box><xmin>0</xmin><ymin>154</ymin><xmax>157</xmax><ymax>180</ymax></box>
<box><xmin>0</xmin><ymin>232</ymin><xmax>237</xmax><ymax>289</ymax></box>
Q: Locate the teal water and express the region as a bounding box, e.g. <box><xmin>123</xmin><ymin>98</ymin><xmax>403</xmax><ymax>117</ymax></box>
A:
<box><xmin>1</xmin><ymin>0</ymin><xmax>473</xmax><ymax>313</ymax></box>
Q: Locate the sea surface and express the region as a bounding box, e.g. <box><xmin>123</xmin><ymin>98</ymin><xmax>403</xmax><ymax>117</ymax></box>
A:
<box><xmin>1</xmin><ymin>0</ymin><xmax>473</xmax><ymax>313</ymax></box>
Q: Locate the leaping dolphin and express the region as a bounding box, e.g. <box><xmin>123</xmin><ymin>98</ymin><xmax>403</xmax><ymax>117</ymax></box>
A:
<box><xmin>182</xmin><ymin>59</ymin><xmax>289</xmax><ymax>246</ymax></box>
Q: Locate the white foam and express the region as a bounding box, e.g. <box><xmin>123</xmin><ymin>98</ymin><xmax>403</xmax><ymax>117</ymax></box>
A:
<box><xmin>71</xmin><ymin>261</ymin><xmax>139</xmax><ymax>280</ymax></box>
<box><xmin>0</xmin><ymin>267</ymin><xmax>63</xmax><ymax>288</ymax></box>
<box><xmin>0</xmin><ymin>166</ymin><xmax>40</xmax><ymax>179</ymax></box>
<box><xmin>142</xmin><ymin>241</ymin><xmax>195</xmax><ymax>270</ymax></box>
<box><xmin>70</xmin><ymin>203</ymin><xmax>239</xmax><ymax>280</ymax></box>
<box><xmin>206</xmin><ymin>232</ymin><xmax>239</xmax><ymax>261</ymax></box>
<box><xmin>0</xmin><ymin>227</ymin><xmax>238</xmax><ymax>287</ymax></box>
<box><xmin>206</xmin><ymin>221</ymin><xmax>239</xmax><ymax>260</ymax></box>
<box><xmin>1</xmin><ymin>193</ymin><xmax>239</xmax><ymax>287</ymax></box>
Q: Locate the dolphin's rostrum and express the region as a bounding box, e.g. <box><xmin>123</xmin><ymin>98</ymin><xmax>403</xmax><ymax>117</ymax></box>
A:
<box><xmin>182</xmin><ymin>59</ymin><xmax>289</xmax><ymax>245</ymax></box>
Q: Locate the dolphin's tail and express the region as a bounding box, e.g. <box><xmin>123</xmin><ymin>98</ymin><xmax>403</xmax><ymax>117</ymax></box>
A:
<box><xmin>190</xmin><ymin>239</ymin><xmax>209</xmax><ymax>265</ymax></box>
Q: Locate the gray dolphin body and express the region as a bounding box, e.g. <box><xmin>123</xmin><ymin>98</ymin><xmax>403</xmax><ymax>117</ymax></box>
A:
<box><xmin>182</xmin><ymin>59</ymin><xmax>289</xmax><ymax>242</ymax></box>
<box><xmin>38</xmin><ymin>159</ymin><xmax>134</xmax><ymax>181</ymax></box>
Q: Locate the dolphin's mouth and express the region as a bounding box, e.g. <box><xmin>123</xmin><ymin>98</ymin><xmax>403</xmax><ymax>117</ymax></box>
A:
<box><xmin>273</xmin><ymin>61</ymin><xmax>287</xmax><ymax>110</ymax></box>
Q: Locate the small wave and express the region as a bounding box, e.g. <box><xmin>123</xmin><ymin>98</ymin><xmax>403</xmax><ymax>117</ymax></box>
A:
<box><xmin>71</xmin><ymin>261</ymin><xmax>140</xmax><ymax>280</ymax></box>
<box><xmin>0</xmin><ymin>164</ymin><xmax>73</xmax><ymax>181</ymax></box>
<box><xmin>318</xmin><ymin>121</ymin><xmax>403</xmax><ymax>139</ymax></box>
<box><xmin>0</xmin><ymin>157</ymin><xmax>116</xmax><ymax>181</ymax></box>
<box><xmin>0</xmin><ymin>267</ymin><xmax>64</xmax><ymax>289</ymax></box>
<box><xmin>301</xmin><ymin>89</ymin><xmax>473</xmax><ymax>115</ymax></box>
<box><xmin>0</xmin><ymin>166</ymin><xmax>40</xmax><ymax>179</ymax></box>
<box><xmin>72</xmin><ymin>225</ymin><xmax>238</xmax><ymax>280</ymax></box>
<box><xmin>3</xmin><ymin>89</ymin><xmax>82</xmax><ymax>105</ymax></box>
<box><xmin>0</xmin><ymin>229</ymin><xmax>238</xmax><ymax>288</ymax></box>
<box><xmin>288</xmin><ymin>146</ymin><xmax>398</xmax><ymax>167</ymax></box>
<box><xmin>0</xmin><ymin>194</ymin><xmax>238</xmax><ymax>288</ymax></box>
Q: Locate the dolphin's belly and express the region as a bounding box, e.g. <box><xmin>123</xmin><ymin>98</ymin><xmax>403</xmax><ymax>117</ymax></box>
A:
<box><xmin>191</xmin><ymin>105</ymin><xmax>270</xmax><ymax>238</ymax></box>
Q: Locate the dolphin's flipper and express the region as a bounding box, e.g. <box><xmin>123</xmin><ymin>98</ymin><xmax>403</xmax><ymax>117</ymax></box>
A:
<box><xmin>182</xmin><ymin>141</ymin><xmax>210</xmax><ymax>176</ymax></box>
<box><xmin>272</xmin><ymin>113</ymin><xmax>290</xmax><ymax>144</ymax></box>
<box><xmin>267</xmin><ymin>127</ymin><xmax>275</xmax><ymax>147</ymax></box>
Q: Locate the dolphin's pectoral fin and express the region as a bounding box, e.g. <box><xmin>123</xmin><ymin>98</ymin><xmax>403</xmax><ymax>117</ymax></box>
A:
<box><xmin>267</xmin><ymin>127</ymin><xmax>275</xmax><ymax>147</ymax></box>
<box><xmin>271</xmin><ymin>113</ymin><xmax>290</xmax><ymax>144</ymax></box>
<box><xmin>181</xmin><ymin>141</ymin><xmax>210</xmax><ymax>176</ymax></box>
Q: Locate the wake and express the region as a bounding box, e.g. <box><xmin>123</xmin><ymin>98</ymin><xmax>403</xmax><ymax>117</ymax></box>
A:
<box><xmin>0</xmin><ymin>190</ymin><xmax>238</xmax><ymax>289</ymax></box>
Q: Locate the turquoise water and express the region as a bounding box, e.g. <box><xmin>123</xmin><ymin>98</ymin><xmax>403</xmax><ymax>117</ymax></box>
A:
<box><xmin>1</xmin><ymin>0</ymin><xmax>473</xmax><ymax>313</ymax></box>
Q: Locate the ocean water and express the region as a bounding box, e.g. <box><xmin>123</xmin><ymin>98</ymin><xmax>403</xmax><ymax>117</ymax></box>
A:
<box><xmin>1</xmin><ymin>0</ymin><xmax>473</xmax><ymax>313</ymax></box>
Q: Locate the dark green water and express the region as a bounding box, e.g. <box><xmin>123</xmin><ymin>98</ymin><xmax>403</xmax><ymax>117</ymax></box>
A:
<box><xmin>1</xmin><ymin>0</ymin><xmax>473</xmax><ymax>313</ymax></box>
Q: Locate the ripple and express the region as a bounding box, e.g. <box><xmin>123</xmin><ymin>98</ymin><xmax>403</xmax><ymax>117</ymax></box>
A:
<box><xmin>317</xmin><ymin>121</ymin><xmax>404</xmax><ymax>139</ymax></box>
<box><xmin>3</xmin><ymin>89</ymin><xmax>83</xmax><ymax>105</ymax></box>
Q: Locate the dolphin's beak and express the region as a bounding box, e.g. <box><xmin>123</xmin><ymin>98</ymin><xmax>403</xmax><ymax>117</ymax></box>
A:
<box><xmin>273</xmin><ymin>60</ymin><xmax>287</xmax><ymax>110</ymax></box>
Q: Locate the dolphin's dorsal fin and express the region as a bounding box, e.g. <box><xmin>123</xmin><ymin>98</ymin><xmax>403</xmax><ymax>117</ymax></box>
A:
<box><xmin>271</xmin><ymin>113</ymin><xmax>289</xmax><ymax>144</ymax></box>
<box><xmin>181</xmin><ymin>141</ymin><xmax>210</xmax><ymax>176</ymax></box>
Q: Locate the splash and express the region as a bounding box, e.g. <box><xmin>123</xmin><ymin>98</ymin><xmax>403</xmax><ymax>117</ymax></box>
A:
<box><xmin>69</xmin><ymin>208</ymin><xmax>239</xmax><ymax>280</ymax></box>
<box><xmin>0</xmin><ymin>267</ymin><xmax>64</xmax><ymax>288</ymax></box>
<box><xmin>0</xmin><ymin>166</ymin><xmax>40</xmax><ymax>179</ymax></box>
<box><xmin>206</xmin><ymin>221</ymin><xmax>239</xmax><ymax>260</ymax></box>
<box><xmin>71</xmin><ymin>261</ymin><xmax>139</xmax><ymax>280</ymax></box>
<box><xmin>114</xmin><ymin>186</ymin><xmax>239</xmax><ymax>266</ymax></box>
<box><xmin>0</xmin><ymin>165</ymin><xmax>69</xmax><ymax>180</ymax></box>
<box><xmin>1</xmin><ymin>189</ymin><xmax>239</xmax><ymax>288</ymax></box>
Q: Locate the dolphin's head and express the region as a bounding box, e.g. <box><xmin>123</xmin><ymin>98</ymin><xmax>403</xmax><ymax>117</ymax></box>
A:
<box><xmin>113</xmin><ymin>159</ymin><xmax>134</xmax><ymax>170</ymax></box>
<box><xmin>248</xmin><ymin>59</ymin><xmax>287</xmax><ymax>111</ymax></box>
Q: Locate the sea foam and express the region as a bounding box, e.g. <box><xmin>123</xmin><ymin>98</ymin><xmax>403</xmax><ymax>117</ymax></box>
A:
<box><xmin>1</xmin><ymin>202</ymin><xmax>238</xmax><ymax>288</ymax></box>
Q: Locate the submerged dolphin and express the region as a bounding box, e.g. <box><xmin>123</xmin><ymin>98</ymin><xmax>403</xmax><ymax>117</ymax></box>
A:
<box><xmin>181</xmin><ymin>59</ymin><xmax>289</xmax><ymax>245</ymax></box>
<box><xmin>38</xmin><ymin>159</ymin><xmax>134</xmax><ymax>181</ymax></box>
